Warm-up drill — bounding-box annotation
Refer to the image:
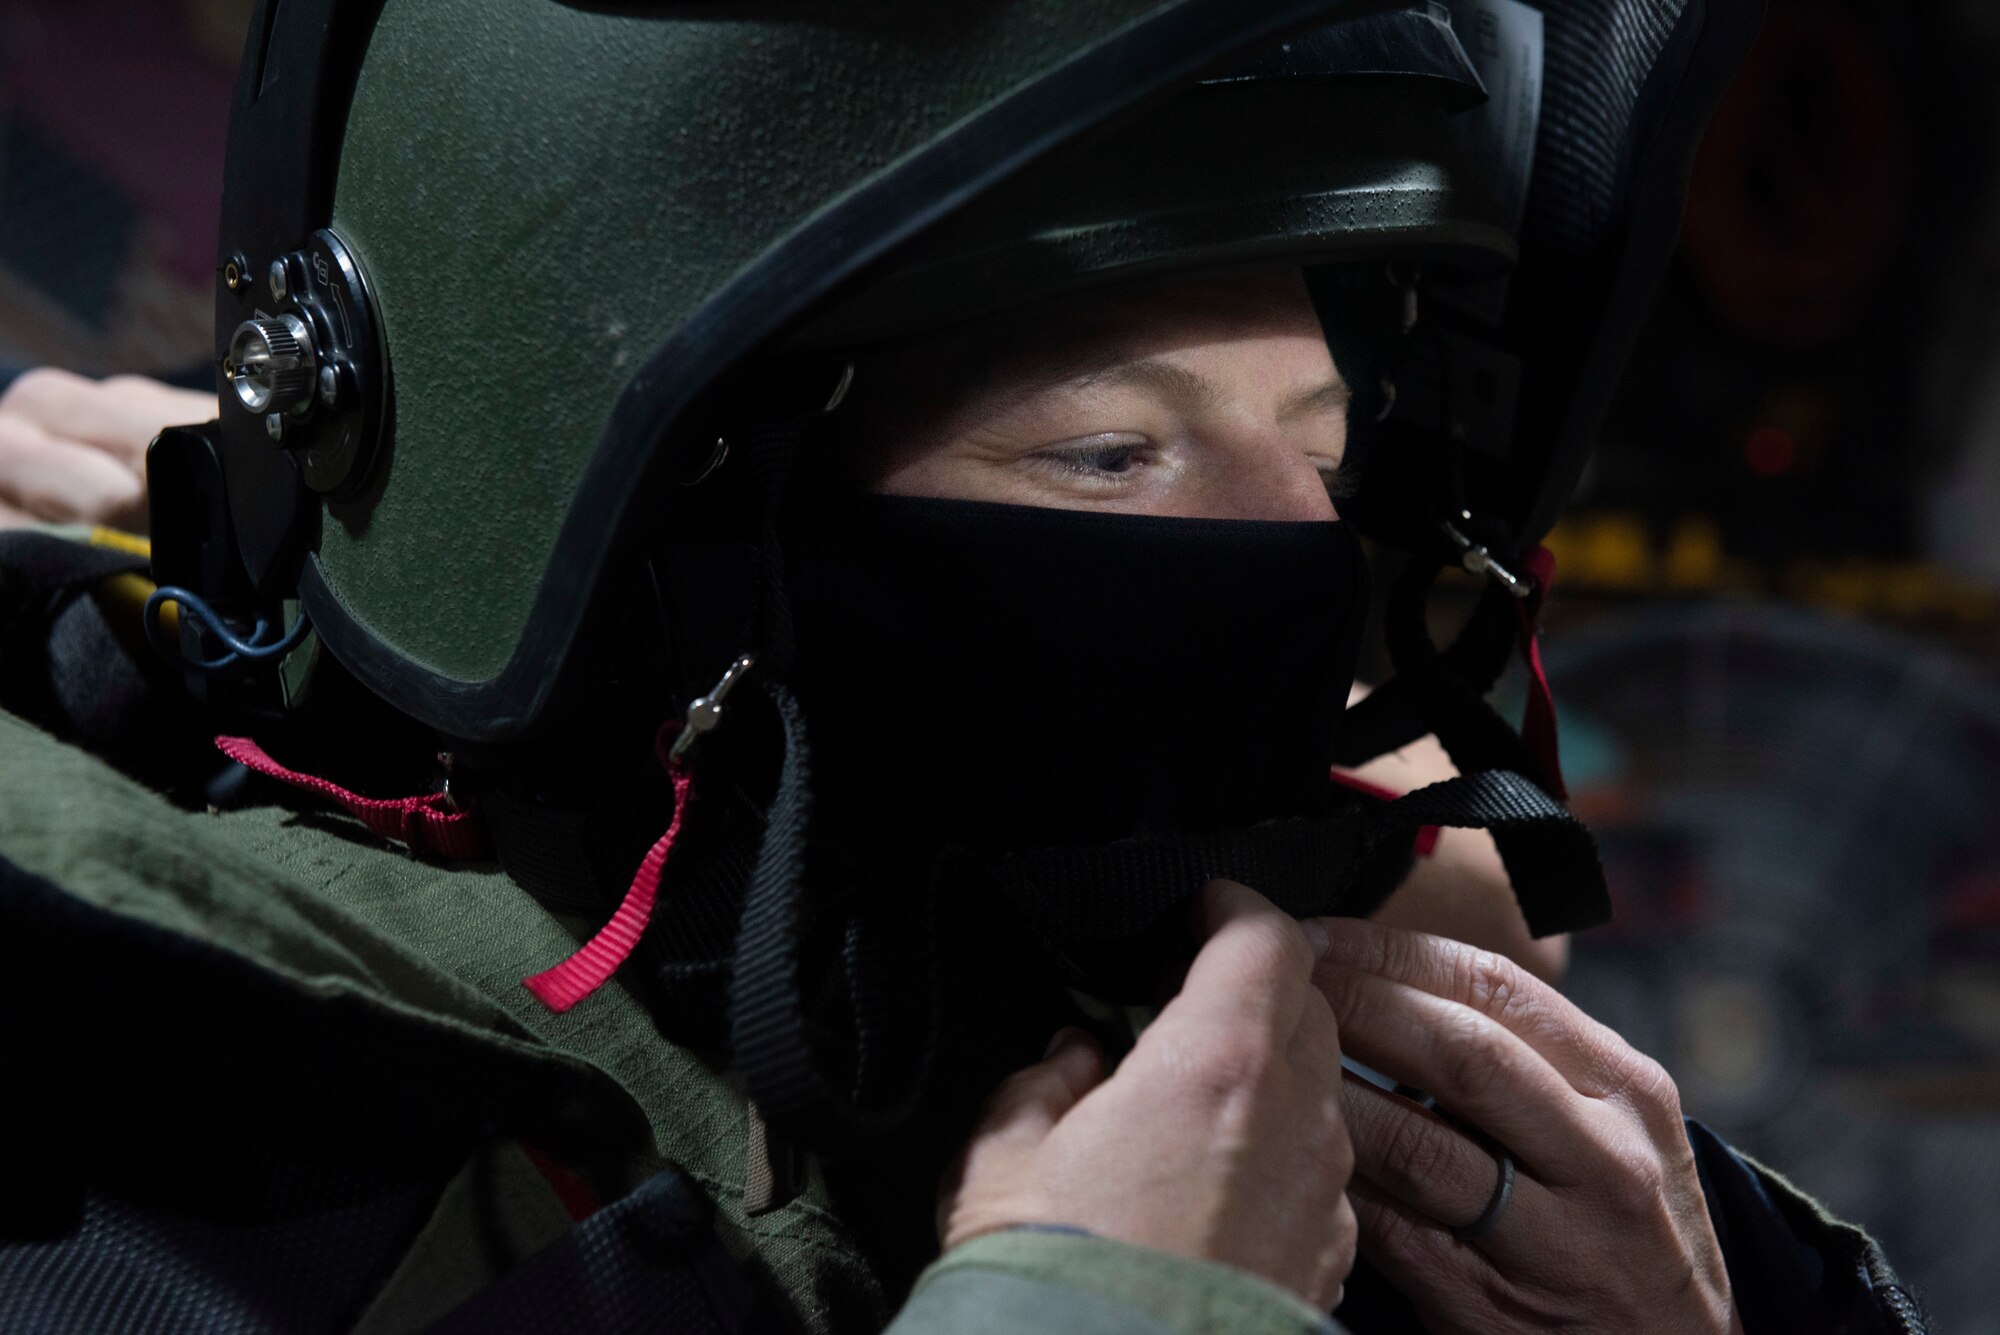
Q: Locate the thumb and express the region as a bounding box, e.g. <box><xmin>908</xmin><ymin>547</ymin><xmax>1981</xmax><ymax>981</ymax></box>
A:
<box><xmin>937</xmin><ymin>1028</ymin><xmax>1105</xmax><ymax>1243</ymax></box>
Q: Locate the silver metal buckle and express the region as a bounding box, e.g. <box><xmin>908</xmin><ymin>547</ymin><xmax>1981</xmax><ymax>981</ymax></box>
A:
<box><xmin>669</xmin><ymin>655</ymin><xmax>756</xmax><ymax>763</ymax></box>
<box><xmin>1441</xmin><ymin>515</ymin><xmax>1532</xmax><ymax>599</ymax></box>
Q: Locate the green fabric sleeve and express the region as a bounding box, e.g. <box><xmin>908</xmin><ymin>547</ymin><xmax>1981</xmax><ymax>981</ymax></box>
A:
<box><xmin>885</xmin><ymin>1231</ymin><xmax>1343</xmax><ymax>1335</ymax></box>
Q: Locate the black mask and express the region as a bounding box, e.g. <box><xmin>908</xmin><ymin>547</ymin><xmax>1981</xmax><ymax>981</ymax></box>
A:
<box><xmin>787</xmin><ymin>491</ymin><xmax>1369</xmax><ymax>878</ymax></box>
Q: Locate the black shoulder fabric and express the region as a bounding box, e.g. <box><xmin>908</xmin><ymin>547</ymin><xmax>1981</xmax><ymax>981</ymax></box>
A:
<box><xmin>0</xmin><ymin>531</ymin><xmax>149</xmax><ymax>733</ymax></box>
<box><xmin>0</xmin><ymin>532</ymin><xmax>239</xmax><ymax>795</ymax></box>
<box><xmin>1687</xmin><ymin>1119</ymin><xmax>1928</xmax><ymax>1335</ymax></box>
<box><xmin>0</xmin><ymin>531</ymin><xmax>146</xmax><ymax>614</ymax></box>
<box><xmin>0</xmin><ymin>1173</ymin><xmax>444</xmax><ymax>1335</ymax></box>
<box><xmin>427</xmin><ymin>1169</ymin><xmax>752</xmax><ymax>1335</ymax></box>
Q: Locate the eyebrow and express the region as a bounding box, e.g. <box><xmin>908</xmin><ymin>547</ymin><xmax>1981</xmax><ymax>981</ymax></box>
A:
<box><xmin>1277</xmin><ymin>376</ymin><xmax>1352</xmax><ymax>421</ymax></box>
<box><xmin>1084</xmin><ymin>359</ymin><xmax>1227</xmax><ymax>415</ymax></box>
<box><xmin>982</xmin><ymin>349</ymin><xmax>1351</xmax><ymax>423</ymax></box>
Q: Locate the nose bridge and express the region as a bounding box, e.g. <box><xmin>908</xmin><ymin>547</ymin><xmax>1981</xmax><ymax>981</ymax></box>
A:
<box><xmin>1209</xmin><ymin>421</ymin><xmax>1339</xmax><ymax>522</ymax></box>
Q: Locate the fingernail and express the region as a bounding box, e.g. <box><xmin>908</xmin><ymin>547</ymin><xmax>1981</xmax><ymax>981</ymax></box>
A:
<box><xmin>1043</xmin><ymin>1026</ymin><xmax>1082</xmax><ymax>1059</ymax></box>
<box><xmin>1300</xmin><ymin>918</ymin><xmax>1333</xmax><ymax>959</ymax></box>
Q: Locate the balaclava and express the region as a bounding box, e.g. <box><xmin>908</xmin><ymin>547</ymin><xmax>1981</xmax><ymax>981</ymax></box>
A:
<box><xmin>784</xmin><ymin>482</ymin><xmax>1374</xmax><ymax>991</ymax></box>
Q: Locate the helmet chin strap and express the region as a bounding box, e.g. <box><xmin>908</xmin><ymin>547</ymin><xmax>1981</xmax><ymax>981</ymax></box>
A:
<box><xmin>693</xmin><ymin>411</ymin><xmax>944</xmax><ymax>1158</ymax></box>
<box><xmin>728</xmin><ymin>676</ymin><xmax>940</xmax><ymax>1154</ymax></box>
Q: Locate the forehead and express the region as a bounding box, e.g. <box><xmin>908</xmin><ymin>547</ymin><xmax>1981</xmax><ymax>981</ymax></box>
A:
<box><xmin>961</xmin><ymin>266</ymin><xmax>1324</xmax><ymax>379</ymax></box>
<box><xmin>849</xmin><ymin>266</ymin><xmax>1328</xmax><ymax>425</ymax></box>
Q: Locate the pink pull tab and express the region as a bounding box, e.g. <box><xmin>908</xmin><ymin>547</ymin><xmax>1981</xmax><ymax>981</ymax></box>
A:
<box><xmin>1328</xmin><ymin>769</ymin><xmax>1442</xmax><ymax>857</ymax></box>
<box><xmin>524</xmin><ymin>766</ymin><xmax>693</xmax><ymax>1013</ymax></box>
<box><xmin>215</xmin><ymin>736</ymin><xmax>487</xmax><ymax>860</ymax></box>
<box><xmin>1512</xmin><ymin>546</ymin><xmax>1568</xmax><ymax>801</ymax></box>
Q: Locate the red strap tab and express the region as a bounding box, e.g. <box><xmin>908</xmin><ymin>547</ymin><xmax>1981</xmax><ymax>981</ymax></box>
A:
<box><xmin>523</xmin><ymin>766</ymin><xmax>693</xmax><ymax>1014</ymax></box>
<box><xmin>1328</xmin><ymin>769</ymin><xmax>1442</xmax><ymax>857</ymax></box>
<box><xmin>1513</xmin><ymin>546</ymin><xmax>1568</xmax><ymax>801</ymax></box>
<box><xmin>215</xmin><ymin>736</ymin><xmax>488</xmax><ymax>860</ymax></box>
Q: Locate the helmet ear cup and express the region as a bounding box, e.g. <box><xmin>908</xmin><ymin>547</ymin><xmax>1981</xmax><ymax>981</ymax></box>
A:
<box><xmin>217</xmin><ymin>229</ymin><xmax>389</xmax><ymax>503</ymax></box>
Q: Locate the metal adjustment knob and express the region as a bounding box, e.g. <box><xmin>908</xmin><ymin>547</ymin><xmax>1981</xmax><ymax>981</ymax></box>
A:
<box><xmin>226</xmin><ymin>314</ymin><xmax>318</xmax><ymax>415</ymax></box>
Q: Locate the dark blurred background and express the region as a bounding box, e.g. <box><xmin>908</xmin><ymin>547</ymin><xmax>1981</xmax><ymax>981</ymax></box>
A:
<box><xmin>0</xmin><ymin>0</ymin><xmax>242</xmax><ymax>389</ymax></box>
<box><xmin>2</xmin><ymin>0</ymin><xmax>1995</xmax><ymax>1326</ymax></box>
<box><xmin>1544</xmin><ymin>0</ymin><xmax>2000</xmax><ymax>1325</ymax></box>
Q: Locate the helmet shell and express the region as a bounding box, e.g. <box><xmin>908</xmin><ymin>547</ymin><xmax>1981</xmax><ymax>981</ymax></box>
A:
<box><xmin>209</xmin><ymin>0</ymin><xmax>1760</xmax><ymax>739</ymax></box>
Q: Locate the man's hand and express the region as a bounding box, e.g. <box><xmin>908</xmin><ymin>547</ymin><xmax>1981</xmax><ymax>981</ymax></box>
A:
<box><xmin>1311</xmin><ymin>917</ymin><xmax>1739</xmax><ymax>1334</ymax></box>
<box><xmin>0</xmin><ymin>368</ymin><xmax>216</xmax><ymax>532</ymax></box>
<box><xmin>939</xmin><ymin>879</ymin><xmax>1357</xmax><ymax>1309</ymax></box>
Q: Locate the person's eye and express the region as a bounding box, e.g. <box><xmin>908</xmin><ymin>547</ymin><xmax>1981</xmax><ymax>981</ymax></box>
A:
<box><xmin>1029</xmin><ymin>434</ymin><xmax>1155</xmax><ymax>480</ymax></box>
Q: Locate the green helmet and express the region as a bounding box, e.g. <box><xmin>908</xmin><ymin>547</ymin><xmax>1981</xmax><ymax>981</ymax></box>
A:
<box><xmin>166</xmin><ymin>0</ymin><xmax>1758</xmax><ymax>740</ymax></box>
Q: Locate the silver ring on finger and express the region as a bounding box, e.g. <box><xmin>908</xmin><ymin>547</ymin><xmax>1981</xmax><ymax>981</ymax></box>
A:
<box><xmin>1451</xmin><ymin>1148</ymin><xmax>1515</xmax><ymax>1243</ymax></box>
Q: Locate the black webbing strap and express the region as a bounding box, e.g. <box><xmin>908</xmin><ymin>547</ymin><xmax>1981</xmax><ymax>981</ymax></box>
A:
<box><xmin>1327</xmin><ymin>553</ymin><xmax>1619</xmax><ymax>937</ymax></box>
<box><xmin>968</xmin><ymin>767</ymin><xmax>1608</xmax><ymax>949</ymax></box>
<box><xmin>1384</xmin><ymin>560</ymin><xmax>1553</xmax><ymax>783</ymax></box>
<box><xmin>0</xmin><ymin>1175</ymin><xmax>447</xmax><ymax>1335</ymax></box>
<box><xmin>0</xmin><ymin>530</ymin><xmax>146</xmax><ymax>615</ymax></box>
<box><xmin>725</xmin><ymin>681</ymin><xmax>819</xmax><ymax>1128</ymax></box>
<box><xmin>0</xmin><ymin>532</ymin><xmax>149</xmax><ymax>717</ymax></box>
<box><xmin>1326</xmin><ymin>672</ymin><xmax>1431</xmax><ymax>770</ymax></box>
<box><xmin>726</xmin><ymin>680</ymin><xmax>936</xmax><ymax>1149</ymax></box>
<box><xmin>0</xmin><ymin>530</ymin><xmax>237</xmax><ymax>792</ymax></box>
<box><xmin>1380</xmin><ymin>771</ymin><xmax>1609</xmax><ymax>936</ymax></box>
<box><xmin>958</xmin><ymin>803</ymin><xmax>1393</xmax><ymax>943</ymax></box>
<box><xmin>1331</xmin><ymin>557</ymin><xmax>1538</xmax><ymax>774</ymax></box>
